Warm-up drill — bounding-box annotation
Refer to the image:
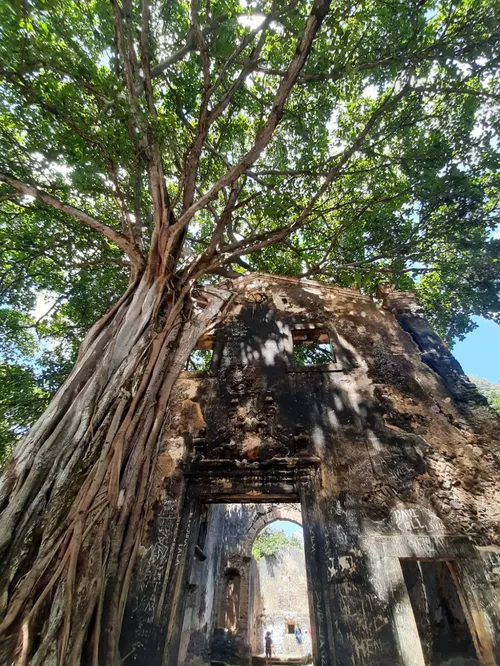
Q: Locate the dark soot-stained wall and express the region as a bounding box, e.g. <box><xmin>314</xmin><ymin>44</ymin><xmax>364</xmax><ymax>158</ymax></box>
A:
<box><xmin>121</xmin><ymin>274</ymin><xmax>500</xmax><ymax>666</ymax></box>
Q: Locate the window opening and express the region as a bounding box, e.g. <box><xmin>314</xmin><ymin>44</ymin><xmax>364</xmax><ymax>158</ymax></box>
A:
<box><xmin>400</xmin><ymin>559</ymin><xmax>479</xmax><ymax>665</ymax></box>
<box><xmin>292</xmin><ymin>328</ymin><xmax>335</xmax><ymax>367</ymax></box>
<box><xmin>184</xmin><ymin>332</ymin><xmax>214</xmax><ymax>372</ymax></box>
<box><xmin>287</xmin><ymin>621</ymin><xmax>296</xmax><ymax>634</ymax></box>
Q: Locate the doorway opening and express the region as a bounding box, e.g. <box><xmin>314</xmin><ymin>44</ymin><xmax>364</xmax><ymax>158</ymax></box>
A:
<box><xmin>249</xmin><ymin>519</ymin><xmax>313</xmax><ymax>663</ymax></box>
<box><xmin>400</xmin><ymin>559</ymin><xmax>481</xmax><ymax>665</ymax></box>
<box><xmin>176</xmin><ymin>501</ymin><xmax>315</xmax><ymax>666</ymax></box>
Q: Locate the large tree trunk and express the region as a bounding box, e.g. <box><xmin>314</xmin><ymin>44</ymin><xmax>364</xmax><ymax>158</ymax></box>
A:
<box><xmin>0</xmin><ymin>277</ymin><xmax>230</xmax><ymax>666</ymax></box>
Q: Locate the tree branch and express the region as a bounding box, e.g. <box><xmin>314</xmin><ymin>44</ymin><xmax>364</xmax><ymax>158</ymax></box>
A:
<box><xmin>169</xmin><ymin>0</ymin><xmax>332</xmax><ymax>240</ymax></box>
<box><xmin>246</xmin><ymin>33</ymin><xmax>500</xmax><ymax>84</ymax></box>
<box><xmin>149</xmin><ymin>13</ymin><xmax>228</xmax><ymax>80</ymax></box>
<box><xmin>213</xmin><ymin>85</ymin><xmax>410</xmax><ymax>265</ymax></box>
<box><xmin>179</xmin><ymin>0</ymin><xmax>213</xmax><ymax>212</ymax></box>
<box><xmin>0</xmin><ymin>173</ymin><xmax>145</xmax><ymax>272</ymax></box>
<box><xmin>147</xmin><ymin>11</ymin><xmax>274</xmax><ymax>82</ymax></box>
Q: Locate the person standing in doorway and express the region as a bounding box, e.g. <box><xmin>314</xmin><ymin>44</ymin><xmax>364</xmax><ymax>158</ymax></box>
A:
<box><xmin>265</xmin><ymin>631</ymin><xmax>273</xmax><ymax>664</ymax></box>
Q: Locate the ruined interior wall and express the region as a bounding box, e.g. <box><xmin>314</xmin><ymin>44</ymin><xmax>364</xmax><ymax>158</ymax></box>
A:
<box><xmin>248</xmin><ymin>558</ymin><xmax>263</xmax><ymax>654</ymax></box>
<box><xmin>178</xmin><ymin>504</ymin><xmax>226</xmax><ymax>665</ymax></box>
<box><xmin>121</xmin><ymin>274</ymin><xmax>500</xmax><ymax>666</ymax></box>
<box><xmin>252</xmin><ymin>543</ymin><xmax>312</xmax><ymax>658</ymax></box>
<box><xmin>120</xmin><ymin>474</ymin><xmax>185</xmax><ymax>664</ymax></box>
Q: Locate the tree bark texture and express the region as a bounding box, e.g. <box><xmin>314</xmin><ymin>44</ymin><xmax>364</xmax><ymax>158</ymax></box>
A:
<box><xmin>0</xmin><ymin>2</ymin><xmax>336</xmax><ymax>661</ymax></box>
<box><xmin>0</xmin><ymin>278</ymin><xmax>231</xmax><ymax>666</ymax></box>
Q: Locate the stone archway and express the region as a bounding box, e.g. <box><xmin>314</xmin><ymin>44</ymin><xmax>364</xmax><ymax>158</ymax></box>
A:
<box><xmin>237</xmin><ymin>503</ymin><xmax>306</xmax><ymax>658</ymax></box>
<box><xmin>241</xmin><ymin>503</ymin><xmax>302</xmax><ymax>559</ymax></box>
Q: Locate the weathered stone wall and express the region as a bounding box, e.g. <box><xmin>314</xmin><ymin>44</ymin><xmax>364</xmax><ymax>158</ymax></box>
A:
<box><xmin>177</xmin><ymin>504</ymin><xmax>226</xmax><ymax>665</ymax></box>
<box><xmin>248</xmin><ymin>558</ymin><xmax>263</xmax><ymax>654</ymax></box>
<box><xmin>253</xmin><ymin>542</ymin><xmax>312</xmax><ymax>659</ymax></box>
<box><xmin>121</xmin><ymin>274</ymin><xmax>500</xmax><ymax>666</ymax></box>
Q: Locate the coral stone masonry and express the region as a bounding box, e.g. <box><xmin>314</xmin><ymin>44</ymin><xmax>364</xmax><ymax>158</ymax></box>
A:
<box><xmin>120</xmin><ymin>274</ymin><xmax>500</xmax><ymax>666</ymax></box>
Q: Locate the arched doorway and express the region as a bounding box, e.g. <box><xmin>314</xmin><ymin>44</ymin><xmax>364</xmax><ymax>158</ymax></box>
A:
<box><xmin>249</xmin><ymin>519</ymin><xmax>313</xmax><ymax>662</ymax></box>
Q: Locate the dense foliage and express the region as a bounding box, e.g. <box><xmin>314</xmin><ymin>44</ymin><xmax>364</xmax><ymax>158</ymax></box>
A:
<box><xmin>1</xmin><ymin>2</ymin><xmax>500</xmax><ymax>662</ymax></box>
<box><xmin>470</xmin><ymin>375</ymin><xmax>500</xmax><ymax>412</ymax></box>
<box><xmin>1</xmin><ymin>0</ymin><xmax>500</xmax><ymax>456</ymax></box>
<box><xmin>252</xmin><ymin>527</ymin><xmax>302</xmax><ymax>560</ymax></box>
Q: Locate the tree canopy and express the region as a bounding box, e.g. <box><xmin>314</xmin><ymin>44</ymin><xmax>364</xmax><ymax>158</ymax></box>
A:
<box><xmin>252</xmin><ymin>526</ymin><xmax>302</xmax><ymax>560</ymax></box>
<box><xmin>1</xmin><ymin>0</ymin><xmax>500</xmax><ymax>456</ymax></box>
<box><xmin>470</xmin><ymin>375</ymin><xmax>500</xmax><ymax>412</ymax></box>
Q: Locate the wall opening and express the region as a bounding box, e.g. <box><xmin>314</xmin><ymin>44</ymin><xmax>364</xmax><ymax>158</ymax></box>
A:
<box><xmin>184</xmin><ymin>332</ymin><xmax>214</xmax><ymax>371</ymax></box>
<box><xmin>176</xmin><ymin>499</ymin><xmax>318</xmax><ymax>666</ymax></box>
<box><xmin>400</xmin><ymin>559</ymin><xmax>480</xmax><ymax>665</ymax></box>
<box><xmin>291</xmin><ymin>328</ymin><xmax>335</xmax><ymax>367</ymax></box>
<box><xmin>195</xmin><ymin>504</ymin><xmax>208</xmax><ymax>560</ymax></box>
<box><xmin>249</xmin><ymin>518</ymin><xmax>312</xmax><ymax>662</ymax></box>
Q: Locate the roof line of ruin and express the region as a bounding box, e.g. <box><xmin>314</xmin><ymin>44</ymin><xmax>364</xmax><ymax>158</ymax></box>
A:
<box><xmin>223</xmin><ymin>272</ymin><xmax>374</xmax><ymax>300</ymax></box>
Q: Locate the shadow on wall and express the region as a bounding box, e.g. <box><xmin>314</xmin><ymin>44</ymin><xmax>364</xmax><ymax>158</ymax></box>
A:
<box><xmin>187</xmin><ymin>296</ymin><xmax>430</xmax><ymax>519</ymax></box>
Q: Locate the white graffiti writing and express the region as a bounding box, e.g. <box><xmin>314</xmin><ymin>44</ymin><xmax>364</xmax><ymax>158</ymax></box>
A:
<box><xmin>175</xmin><ymin>508</ymin><xmax>194</xmax><ymax>567</ymax></box>
<box><xmin>314</xmin><ymin>590</ymin><xmax>328</xmax><ymax>666</ymax></box>
<box><xmin>391</xmin><ymin>507</ymin><xmax>443</xmax><ymax>534</ymax></box>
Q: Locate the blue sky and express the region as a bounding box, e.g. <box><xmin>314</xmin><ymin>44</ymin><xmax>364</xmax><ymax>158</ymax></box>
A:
<box><xmin>268</xmin><ymin>520</ymin><xmax>303</xmax><ymax>537</ymax></box>
<box><xmin>453</xmin><ymin>317</ymin><xmax>500</xmax><ymax>382</ymax></box>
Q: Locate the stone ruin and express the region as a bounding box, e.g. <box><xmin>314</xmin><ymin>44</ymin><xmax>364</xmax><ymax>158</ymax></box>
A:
<box><xmin>120</xmin><ymin>274</ymin><xmax>500</xmax><ymax>666</ymax></box>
